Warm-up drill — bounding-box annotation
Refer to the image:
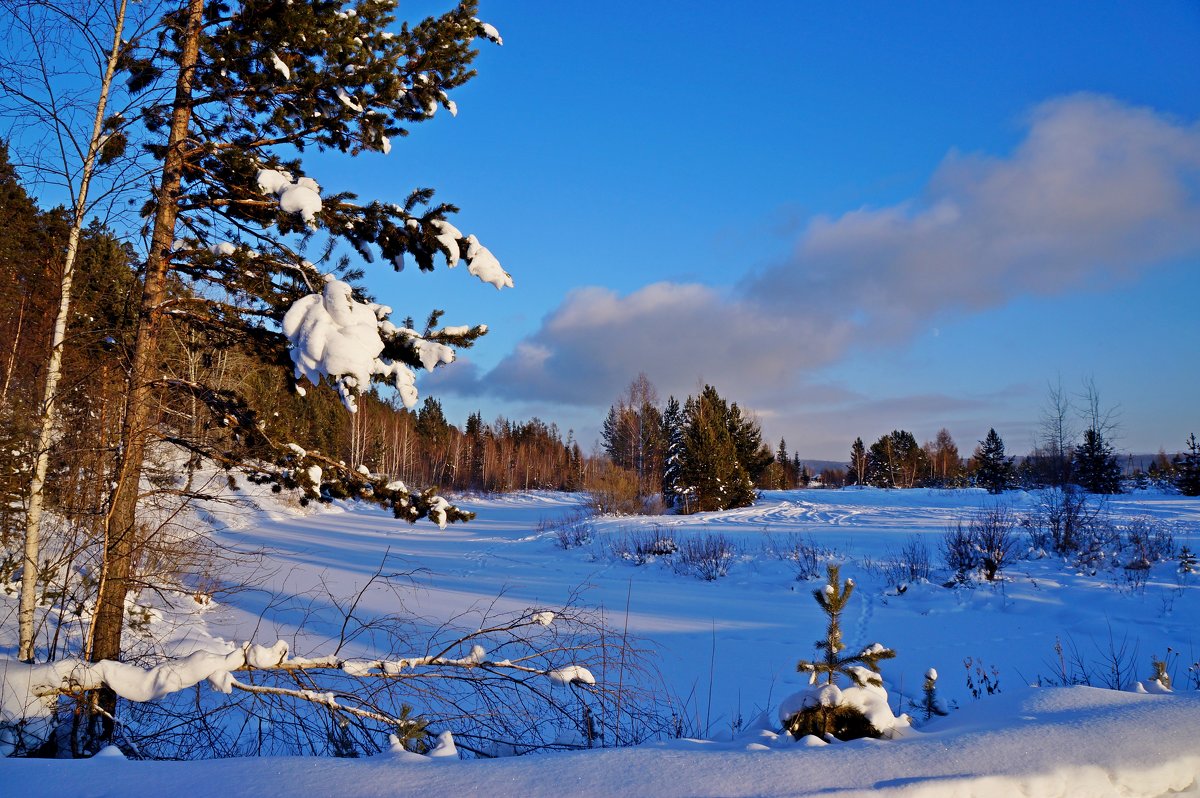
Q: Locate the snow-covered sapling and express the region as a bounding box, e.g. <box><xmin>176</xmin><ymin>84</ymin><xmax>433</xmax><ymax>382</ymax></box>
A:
<box><xmin>1179</xmin><ymin>546</ymin><xmax>1198</xmax><ymax>575</ymax></box>
<box><xmin>782</xmin><ymin>564</ymin><xmax>900</xmax><ymax>740</ymax></box>
<box><xmin>920</xmin><ymin>668</ymin><xmax>948</xmax><ymax>721</ymax></box>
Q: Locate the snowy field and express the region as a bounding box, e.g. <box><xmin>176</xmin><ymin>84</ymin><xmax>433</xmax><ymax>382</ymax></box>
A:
<box><xmin>4</xmin><ymin>486</ymin><xmax>1200</xmax><ymax>796</ymax></box>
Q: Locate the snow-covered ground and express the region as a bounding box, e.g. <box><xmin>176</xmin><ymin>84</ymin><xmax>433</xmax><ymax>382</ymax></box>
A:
<box><xmin>4</xmin><ymin>487</ymin><xmax>1200</xmax><ymax>796</ymax></box>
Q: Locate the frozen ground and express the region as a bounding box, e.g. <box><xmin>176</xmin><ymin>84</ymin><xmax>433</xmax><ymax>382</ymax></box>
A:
<box><xmin>196</xmin><ymin>487</ymin><xmax>1200</xmax><ymax>721</ymax></box>
<box><xmin>3</xmin><ymin>486</ymin><xmax>1200</xmax><ymax>795</ymax></box>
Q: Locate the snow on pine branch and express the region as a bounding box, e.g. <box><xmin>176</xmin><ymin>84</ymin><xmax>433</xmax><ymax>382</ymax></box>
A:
<box><xmin>283</xmin><ymin>275</ymin><xmax>473</xmax><ymax>412</ymax></box>
<box><xmin>282</xmin><ymin>276</ymin><xmax>415</xmax><ymax>411</ymax></box>
<box><xmin>257</xmin><ymin>168</ymin><xmax>322</xmax><ymax>226</ymax></box>
<box><xmin>426</xmin><ymin>219</ymin><xmax>512</xmax><ymax>290</ymax></box>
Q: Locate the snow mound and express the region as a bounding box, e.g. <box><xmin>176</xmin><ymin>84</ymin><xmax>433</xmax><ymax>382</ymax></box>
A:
<box><xmin>1</xmin><ymin>687</ymin><xmax>1197</xmax><ymax>797</ymax></box>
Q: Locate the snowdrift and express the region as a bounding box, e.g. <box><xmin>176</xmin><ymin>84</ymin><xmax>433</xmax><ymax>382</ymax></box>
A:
<box><xmin>1</xmin><ymin>686</ymin><xmax>1197</xmax><ymax>797</ymax></box>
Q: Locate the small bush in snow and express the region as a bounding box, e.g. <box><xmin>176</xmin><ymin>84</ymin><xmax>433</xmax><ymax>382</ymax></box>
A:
<box><xmin>971</xmin><ymin>505</ymin><xmax>1019</xmax><ymax>580</ymax></box>
<box><xmin>941</xmin><ymin>505</ymin><xmax>1018</xmax><ymax>581</ymax></box>
<box><xmin>883</xmin><ymin>536</ymin><xmax>932</xmax><ymax>589</ymax></box>
<box><xmin>1120</xmin><ymin>517</ymin><xmax>1175</xmax><ymax>564</ymax></box>
<box><xmin>674</xmin><ymin>534</ymin><xmax>736</xmax><ymax>581</ymax></box>
<box><xmin>542</xmin><ymin>510</ymin><xmax>592</xmax><ymax>550</ymax></box>
<box><xmin>1030</xmin><ymin>486</ymin><xmax>1109</xmax><ymax>555</ymax></box>
<box><xmin>763</xmin><ymin>533</ymin><xmax>827</xmax><ymax>581</ymax></box>
<box><xmin>609</xmin><ymin>527</ymin><xmax>678</xmax><ymax>565</ymax></box>
<box><xmin>1072</xmin><ymin>521</ymin><xmax>1121</xmax><ymax>575</ymax></box>
<box><xmin>941</xmin><ymin>521</ymin><xmax>977</xmax><ymax>581</ymax></box>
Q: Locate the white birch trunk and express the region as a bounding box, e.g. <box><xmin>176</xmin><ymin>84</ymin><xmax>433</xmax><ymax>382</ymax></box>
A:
<box><xmin>19</xmin><ymin>0</ymin><xmax>130</xmax><ymax>662</ymax></box>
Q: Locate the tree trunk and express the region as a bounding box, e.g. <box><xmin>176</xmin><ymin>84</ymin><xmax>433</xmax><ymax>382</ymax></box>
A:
<box><xmin>88</xmin><ymin>0</ymin><xmax>205</xmax><ymax>740</ymax></box>
<box><xmin>18</xmin><ymin>0</ymin><xmax>131</xmax><ymax>664</ymax></box>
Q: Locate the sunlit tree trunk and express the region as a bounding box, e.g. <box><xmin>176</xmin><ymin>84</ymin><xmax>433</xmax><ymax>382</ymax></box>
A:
<box><xmin>18</xmin><ymin>0</ymin><xmax>130</xmax><ymax>663</ymax></box>
<box><xmin>90</xmin><ymin>0</ymin><xmax>205</xmax><ymax>690</ymax></box>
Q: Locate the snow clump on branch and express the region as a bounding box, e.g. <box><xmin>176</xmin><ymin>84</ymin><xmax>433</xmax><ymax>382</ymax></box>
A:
<box><xmin>257</xmin><ymin>168</ymin><xmax>322</xmax><ymax>226</ymax></box>
<box><xmin>283</xmin><ymin>276</ymin><xmax>419</xmax><ymax>411</ymax></box>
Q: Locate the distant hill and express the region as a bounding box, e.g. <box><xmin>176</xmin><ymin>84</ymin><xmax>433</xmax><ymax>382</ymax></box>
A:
<box><xmin>799</xmin><ymin>459</ymin><xmax>846</xmax><ymax>474</ymax></box>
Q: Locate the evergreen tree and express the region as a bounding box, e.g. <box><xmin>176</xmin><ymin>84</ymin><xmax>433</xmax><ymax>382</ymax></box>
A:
<box><xmin>777</xmin><ymin>438</ymin><xmax>793</xmax><ymax>489</ymax></box>
<box><xmin>1073</xmin><ymin>428</ymin><xmax>1122</xmax><ymax>494</ymax></box>
<box><xmin>660</xmin><ymin>395</ymin><xmax>684</xmax><ymax>507</ymax></box>
<box><xmin>849</xmin><ymin>437</ymin><xmax>867</xmax><ymax>486</ymax></box>
<box><xmin>1174</xmin><ymin>433</ymin><xmax>1200</xmax><ymax>497</ymax></box>
<box><xmin>920</xmin><ymin>668</ymin><xmax>948</xmax><ymax>721</ymax></box>
<box><xmin>973</xmin><ymin>428</ymin><xmax>1014</xmax><ymax>494</ymax></box>
<box><xmin>79</xmin><ymin>0</ymin><xmax>509</xmax><ymax>736</ymax></box>
<box><xmin>670</xmin><ymin>386</ymin><xmax>755</xmax><ymax>513</ymax></box>
<box><xmin>728</xmin><ymin>401</ymin><xmax>773</xmax><ymax>485</ymax></box>
<box><xmin>866</xmin><ymin>431</ymin><xmax>925</xmax><ymax>488</ymax></box>
<box><xmin>787</xmin><ymin>564</ymin><xmax>897</xmax><ymax>740</ymax></box>
<box><xmin>415</xmin><ymin>397</ymin><xmax>450</xmax><ymax>444</ymax></box>
<box><xmin>600</xmin><ymin>374</ymin><xmax>664</xmax><ymax>496</ymax></box>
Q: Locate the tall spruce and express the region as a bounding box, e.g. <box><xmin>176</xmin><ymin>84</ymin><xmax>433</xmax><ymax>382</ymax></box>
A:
<box><xmin>728</xmin><ymin>401</ymin><xmax>773</xmax><ymax>486</ymax></box>
<box><xmin>1177</xmin><ymin>434</ymin><xmax>1200</xmax><ymax>497</ymax></box>
<box><xmin>849</xmin><ymin>437</ymin><xmax>867</xmax><ymax>486</ymax></box>
<box><xmin>88</xmin><ymin>0</ymin><xmax>510</xmax><ymax>738</ymax></box>
<box><xmin>660</xmin><ymin>395</ymin><xmax>684</xmax><ymax>507</ymax></box>
<box><xmin>669</xmin><ymin>385</ymin><xmax>755</xmax><ymax>513</ymax></box>
<box><xmin>974</xmin><ymin>428</ymin><xmax>1014</xmax><ymax>494</ymax></box>
<box><xmin>1073</xmin><ymin>427</ymin><xmax>1122</xmax><ymax>494</ymax></box>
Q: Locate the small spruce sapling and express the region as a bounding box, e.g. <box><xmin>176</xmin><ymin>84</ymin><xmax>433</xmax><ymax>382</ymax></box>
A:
<box><xmin>1179</xmin><ymin>546</ymin><xmax>1198</xmax><ymax>575</ymax></box>
<box><xmin>921</xmin><ymin>668</ymin><xmax>948</xmax><ymax>722</ymax></box>
<box><xmin>784</xmin><ymin>564</ymin><xmax>898</xmax><ymax>740</ymax></box>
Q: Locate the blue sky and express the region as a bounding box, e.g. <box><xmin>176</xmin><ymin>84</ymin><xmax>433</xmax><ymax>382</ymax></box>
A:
<box><xmin>328</xmin><ymin>2</ymin><xmax>1200</xmax><ymax>459</ymax></box>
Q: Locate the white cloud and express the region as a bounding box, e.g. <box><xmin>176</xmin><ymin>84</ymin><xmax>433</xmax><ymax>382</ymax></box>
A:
<box><xmin>442</xmin><ymin>95</ymin><xmax>1200</xmax><ymax>417</ymax></box>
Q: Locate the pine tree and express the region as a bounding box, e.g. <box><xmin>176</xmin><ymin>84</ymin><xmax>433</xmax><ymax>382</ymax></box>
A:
<box><xmin>660</xmin><ymin>395</ymin><xmax>684</xmax><ymax>508</ymax></box>
<box><xmin>1073</xmin><ymin>428</ymin><xmax>1122</xmax><ymax>494</ymax></box>
<box><xmin>84</xmin><ymin>0</ymin><xmax>509</xmax><ymax>737</ymax></box>
<box><xmin>797</xmin><ymin>565</ymin><xmax>896</xmax><ymax>686</ymax></box>
<box><xmin>786</xmin><ymin>564</ymin><xmax>897</xmax><ymax>740</ymax></box>
<box><xmin>728</xmin><ymin>401</ymin><xmax>773</xmax><ymax>485</ymax></box>
<box><xmin>849</xmin><ymin>437</ymin><xmax>867</xmax><ymax>486</ymax></box>
<box><xmin>866</xmin><ymin>434</ymin><xmax>896</xmax><ymax>488</ymax></box>
<box><xmin>670</xmin><ymin>386</ymin><xmax>755</xmax><ymax>513</ymax></box>
<box><xmin>1174</xmin><ymin>433</ymin><xmax>1200</xmax><ymax>497</ymax></box>
<box><xmin>920</xmin><ymin>668</ymin><xmax>948</xmax><ymax>721</ymax></box>
<box><xmin>973</xmin><ymin>428</ymin><xmax>1014</xmax><ymax>494</ymax></box>
<box><xmin>865</xmin><ymin>431</ymin><xmax>923</xmax><ymax>488</ymax></box>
